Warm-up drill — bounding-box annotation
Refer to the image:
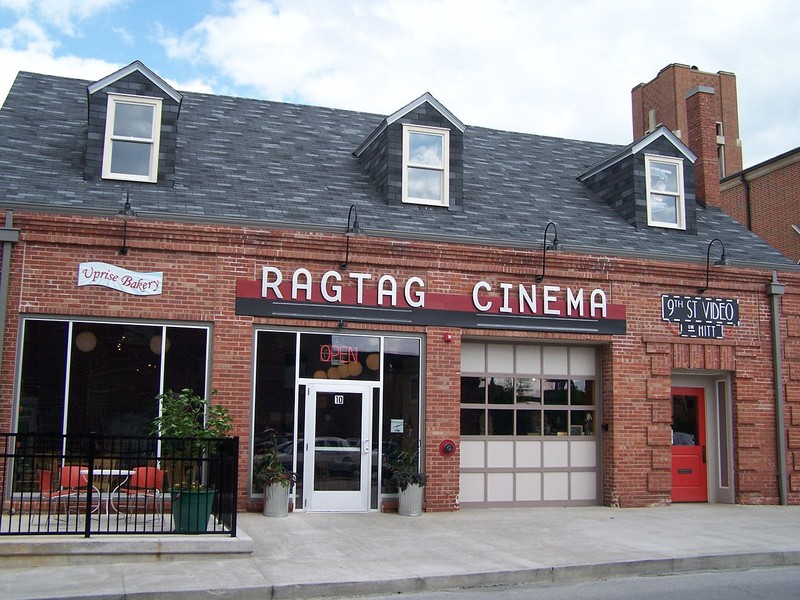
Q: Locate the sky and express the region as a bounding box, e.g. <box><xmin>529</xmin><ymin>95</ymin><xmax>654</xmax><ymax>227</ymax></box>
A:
<box><xmin>1</xmin><ymin>0</ymin><xmax>798</xmax><ymax>169</ymax></box>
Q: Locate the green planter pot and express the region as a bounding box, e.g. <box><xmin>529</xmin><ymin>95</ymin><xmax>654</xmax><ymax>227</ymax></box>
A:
<box><xmin>171</xmin><ymin>489</ymin><xmax>216</xmax><ymax>533</ymax></box>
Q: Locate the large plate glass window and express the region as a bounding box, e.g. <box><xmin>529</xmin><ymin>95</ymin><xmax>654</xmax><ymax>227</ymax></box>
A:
<box><xmin>402</xmin><ymin>124</ymin><xmax>449</xmax><ymax>206</ymax></box>
<box><xmin>17</xmin><ymin>320</ymin><xmax>208</xmax><ymax>437</ymax></box>
<box><xmin>645</xmin><ymin>155</ymin><xmax>685</xmax><ymax>229</ymax></box>
<box><xmin>13</xmin><ymin>319</ymin><xmax>210</xmax><ymax>493</ymax></box>
<box><xmin>102</xmin><ymin>93</ymin><xmax>162</xmax><ymax>183</ymax></box>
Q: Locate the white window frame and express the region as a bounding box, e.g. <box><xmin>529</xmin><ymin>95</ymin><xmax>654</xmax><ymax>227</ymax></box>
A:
<box><xmin>645</xmin><ymin>154</ymin><xmax>686</xmax><ymax>230</ymax></box>
<box><xmin>102</xmin><ymin>93</ymin><xmax>163</xmax><ymax>183</ymax></box>
<box><xmin>402</xmin><ymin>124</ymin><xmax>449</xmax><ymax>207</ymax></box>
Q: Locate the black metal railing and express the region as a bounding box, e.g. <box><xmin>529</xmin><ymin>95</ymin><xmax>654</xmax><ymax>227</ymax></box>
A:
<box><xmin>0</xmin><ymin>433</ymin><xmax>238</xmax><ymax>537</ymax></box>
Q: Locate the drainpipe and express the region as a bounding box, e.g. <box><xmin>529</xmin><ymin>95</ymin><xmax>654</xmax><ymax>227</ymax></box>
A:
<box><xmin>767</xmin><ymin>271</ymin><xmax>787</xmax><ymax>505</ymax></box>
<box><xmin>741</xmin><ymin>174</ymin><xmax>752</xmax><ymax>231</ymax></box>
<box><xmin>0</xmin><ymin>210</ymin><xmax>20</xmax><ymax>382</ymax></box>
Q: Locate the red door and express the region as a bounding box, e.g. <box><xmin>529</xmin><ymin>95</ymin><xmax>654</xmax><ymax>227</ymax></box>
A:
<box><xmin>671</xmin><ymin>387</ymin><xmax>707</xmax><ymax>502</ymax></box>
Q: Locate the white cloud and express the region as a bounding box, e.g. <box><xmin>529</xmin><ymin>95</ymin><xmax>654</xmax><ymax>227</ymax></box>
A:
<box><xmin>0</xmin><ymin>0</ymin><xmax>125</xmax><ymax>35</ymax></box>
<box><xmin>0</xmin><ymin>46</ymin><xmax>119</xmax><ymax>105</ymax></box>
<box><xmin>112</xmin><ymin>26</ymin><xmax>134</xmax><ymax>46</ymax></box>
<box><xmin>0</xmin><ymin>0</ymin><xmax>798</xmax><ymax>167</ymax></box>
<box><xmin>0</xmin><ymin>0</ymin><xmax>127</xmax><ymax>103</ymax></box>
<box><xmin>156</xmin><ymin>0</ymin><xmax>800</xmax><ymax>165</ymax></box>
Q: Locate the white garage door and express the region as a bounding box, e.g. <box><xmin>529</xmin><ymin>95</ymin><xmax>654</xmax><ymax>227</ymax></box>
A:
<box><xmin>459</xmin><ymin>343</ymin><xmax>600</xmax><ymax>507</ymax></box>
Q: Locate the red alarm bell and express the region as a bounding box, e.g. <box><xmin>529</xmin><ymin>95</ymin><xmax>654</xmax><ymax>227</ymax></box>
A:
<box><xmin>439</xmin><ymin>439</ymin><xmax>456</xmax><ymax>455</ymax></box>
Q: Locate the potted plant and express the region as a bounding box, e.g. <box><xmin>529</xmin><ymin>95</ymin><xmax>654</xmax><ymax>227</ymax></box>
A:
<box><xmin>253</xmin><ymin>429</ymin><xmax>296</xmax><ymax>517</ymax></box>
<box><xmin>151</xmin><ymin>388</ymin><xmax>233</xmax><ymax>533</ymax></box>
<box><xmin>388</xmin><ymin>431</ymin><xmax>427</xmax><ymax>517</ymax></box>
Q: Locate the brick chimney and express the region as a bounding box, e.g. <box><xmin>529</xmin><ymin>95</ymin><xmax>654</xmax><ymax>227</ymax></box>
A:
<box><xmin>685</xmin><ymin>85</ymin><xmax>721</xmax><ymax>208</ymax></box>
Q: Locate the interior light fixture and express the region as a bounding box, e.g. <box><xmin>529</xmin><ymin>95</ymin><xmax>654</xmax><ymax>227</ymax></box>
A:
<box><xmin>75</xmin><ymin>331</ymin><xmax>97</xmax><ymax>352</ymax></box>
<box><xmin>117</xmin><ymin>192</ymin><xmax>137</xmax><ymax>255</ymax></box>
<box><xmin>697</xmin><ymin>238</ymin><xmax>731</xmax><ymax>294</ymax></box>
<box><xmin>536</xmin><ymin>221</ymin><xmax>560</xmax><ymax>283</ymax></box>
<box><xmin>340</xmin><ymin>204</ymin><xmax>365</xmax><ymax>270</ymax></box>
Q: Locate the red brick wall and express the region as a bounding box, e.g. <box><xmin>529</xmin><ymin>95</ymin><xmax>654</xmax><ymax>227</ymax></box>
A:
<box><xmin>721</xmin><ymin>157</ymin><xmax>800</xmax><ymax>262</ymax></box>
<box><xmin>687</xmin><ymin>87</ymin><xmax>721</xmax><ymax>208</ymax></box>
<box><xmin>632</xmin><ymin>64</ymin><xmax>742</xmax><ymax>175</ymax></box>
<box><xmin>1</xmin><ymin>210</ymin><xmax>798</xmax><ymax>510</ymax></box>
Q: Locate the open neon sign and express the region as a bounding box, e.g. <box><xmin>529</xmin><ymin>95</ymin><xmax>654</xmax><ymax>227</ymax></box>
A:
<box><xmin>319</xmin><ymin>345</ymin><xmax>359</xmax><ymax>364</ymax></box>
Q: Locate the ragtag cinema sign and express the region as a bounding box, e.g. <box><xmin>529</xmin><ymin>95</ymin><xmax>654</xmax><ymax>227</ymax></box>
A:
<box><xmin>661</xmin><ymin>294</ymin><xmax>740</xmax><ymax>339</ymax></box>
<box><xmin>235</xmin><ymin>266</ymin><xmax>627</xmax><ymax>335</ymax></box>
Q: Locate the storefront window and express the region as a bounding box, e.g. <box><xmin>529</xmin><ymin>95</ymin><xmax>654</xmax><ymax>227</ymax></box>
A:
<box><xmin>381</xmin><ymin>337</ymin><xmax>422</xmax><ymax>494</ymax></box>
<box><xmin>299</xmin><ymin>333</ymin><xmax>380</xmax><ymax>381</ymax></box>
<box><xmin>18</xmin><ymin>321</ymin><xmax>68</xmax><ymax>439</ymax></box>
<box><xmin>17</xmin><ymin>319</ymin><xmax>210</xmax><ymax>441</ymax></box>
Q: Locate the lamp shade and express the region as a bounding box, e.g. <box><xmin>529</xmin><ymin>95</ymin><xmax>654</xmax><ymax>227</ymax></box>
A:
<box><xmin>366</xmin><ymin>353</ymin><xmax>380</xmax><ymax>371</ymax></box>
<box><xmin>149</xmin><ymin>335</ymin><xmax>171</xmax><ymax>354</ymax></box>
<box><xmin>75</xmin><ymin>331</ymin><xmax>97</xmax><ymax>352</ymax></box>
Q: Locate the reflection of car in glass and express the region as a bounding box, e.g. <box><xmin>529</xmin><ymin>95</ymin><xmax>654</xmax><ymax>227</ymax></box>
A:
<box><xmin>343</xmin><ymin>439</ymin><xmax>400</xmax><ymax>469</ymax></box>
<box><xmin>278</xmin><ymin>437</ymin><xmax>361</xmax><ymax>474</ymax></box>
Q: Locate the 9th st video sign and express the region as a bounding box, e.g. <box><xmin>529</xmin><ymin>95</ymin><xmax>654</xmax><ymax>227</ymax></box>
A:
<box><xmin>661</xmin><ymin>295</ymin><xmax>740</xmax><ymax>339</ymax></box>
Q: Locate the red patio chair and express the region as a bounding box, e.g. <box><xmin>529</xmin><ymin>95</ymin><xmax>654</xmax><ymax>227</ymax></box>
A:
<box><xmin>40</xmin><ymin>465</ymin><xmax>100</xmax><ymax>521</ymax></box>
<box><xmin>115</xmin><ymin>466</ymin><xmax>166</xmax><ymax>523</ymax></box>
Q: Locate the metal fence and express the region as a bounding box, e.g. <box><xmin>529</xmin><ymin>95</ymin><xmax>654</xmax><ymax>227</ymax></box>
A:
<box><xmin>0</xmin><ymin>433</ymin><xmax>238</xmax><ymax>537</ymax></box>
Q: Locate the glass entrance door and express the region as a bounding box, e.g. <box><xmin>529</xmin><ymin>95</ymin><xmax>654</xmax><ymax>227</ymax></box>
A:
<box><xmin>304</xmin><ymin>383</ymin><xmax>372</xmax><ymax>511</ymax></box>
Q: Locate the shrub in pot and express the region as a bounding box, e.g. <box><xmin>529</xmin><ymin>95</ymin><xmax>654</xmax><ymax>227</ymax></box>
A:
<box><xmin>151</xmin><ymin>388</ymin><xmax>233</xmax><ymax>532</ymax></box>
<box><xmin>253</xmin><ymin>429</ymin><xmax>296</xmax><ymax>517</ymax></box>
<box><xmin>388</xmin><ymin>432</ymin><xmax>427</xmax><ymax>517</ymax></box>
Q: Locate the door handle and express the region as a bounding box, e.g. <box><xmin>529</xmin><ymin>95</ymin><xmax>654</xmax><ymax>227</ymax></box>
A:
<box><xmin>702</xmin><ymin>445</ymin><xmax>706</xmax><ymax>464</ymax></box>
<box><xmin>362</xmin><ymin>439</ymin><xmax>370</xmax><ymax>454</ymax></box>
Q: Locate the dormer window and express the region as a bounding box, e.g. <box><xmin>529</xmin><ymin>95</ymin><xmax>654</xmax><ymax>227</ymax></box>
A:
<box><xmin>102</xmin><ymin>93</ymin><xmax>163</xmax><ymax>183</ymax></box>
<box><xmin>403</xmin><ymin>124</ymin><xmax>449</xmax><ymax>206</ymax></box>
<box><xmin>645</xmin><ymin>155</ymin><xmax>685</xmax><ymax>229</ymax></box>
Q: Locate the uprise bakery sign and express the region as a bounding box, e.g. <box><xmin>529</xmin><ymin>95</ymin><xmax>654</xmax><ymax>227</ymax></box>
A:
<box><xmin>236</xmin><ymin>266</ymin><xmax>626</xmax><ymax>334</ymax></box>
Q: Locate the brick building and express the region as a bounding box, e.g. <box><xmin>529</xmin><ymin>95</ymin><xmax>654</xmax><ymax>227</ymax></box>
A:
<box><xmin>1</xmin><ymin>61</ymin><xmax>799</xmax><ymax>513</ymax></box>
<box><xmin>632</xmin><ymin>63</ymin><xmax>742</xmax><ymax>180</ymax></box>
<box><xmin>634</xmin><ymin>62</ymin><xmax>800</xmax><ymax>268</ymax></box>
<box><xmin>719</xmin><ymin>147</ymin><xmax>800</xmax><ymax>263</ymax></box>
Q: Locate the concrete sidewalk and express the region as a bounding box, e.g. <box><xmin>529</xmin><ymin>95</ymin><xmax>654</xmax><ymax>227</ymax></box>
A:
<box><xmin>2</xmin><ymin>504</ymin><xmax>800</xmax><ymax>599</ymax></box>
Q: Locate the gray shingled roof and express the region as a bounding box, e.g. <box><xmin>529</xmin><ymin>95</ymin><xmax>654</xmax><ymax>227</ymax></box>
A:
<box><xmin>0</xmin><ymin>70</ymin><xmax>793</xmax><ymax>270</ymax></box>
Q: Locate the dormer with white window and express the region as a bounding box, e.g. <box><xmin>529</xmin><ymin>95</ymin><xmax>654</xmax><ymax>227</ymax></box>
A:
<box><xmin>355</xmin><ymin>93</ymin><xmax>464</xmax><ymax>209</ymax></box>
<box><xmin>645</xmin><ymin>154</ymin><xmax>686</xmax><ymax>229</ymax></box>
<box><xmin>85</xmin><ymin>61</ymin><xmax>182</xmax><ymax>184</ymax></box>
<box><xmin>578</xmin><ymin>126</ymin><xmax>698</xmax><ymax>233</ymax></box>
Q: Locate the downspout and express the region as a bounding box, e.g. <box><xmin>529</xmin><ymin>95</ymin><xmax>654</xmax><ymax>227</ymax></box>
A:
<box><xmin>741</xmin><ymin>173</ymin><xmax>752</xmax><ymax>231</ymax></box>
<box><xmin>0</xmin><ymin>210</ymin><xmax>21</xmax><ymax>381</ymax></box>
<box><xmin>767</xmin><ymin>271</ymin><xmax>787</xmax><ymax>505</ymax></box>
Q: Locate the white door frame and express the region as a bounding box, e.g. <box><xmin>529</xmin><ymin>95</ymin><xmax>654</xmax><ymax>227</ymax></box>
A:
<box><xmin>672</xmin><ymin>373</ymin><xmax>734</xmax><ymax>504</ymax></box>
<box><xmin>303</xmin><ymin>381</ymin><xmax>373</xmax><ymax>512</ymax></box>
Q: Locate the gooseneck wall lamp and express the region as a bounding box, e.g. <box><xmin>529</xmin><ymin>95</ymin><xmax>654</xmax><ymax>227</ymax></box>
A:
<box><xmin>117</xmin><ymin>192</ymin><xmax>137</xmax><ymax>255</ymax></box>
<box><xmin>340</xmin><ymin>204</ymin><xmax>365</xmax><ymax>270</ymax></box>
<box><xmin>536</xmin><ymin>221</ymin><xmax>560</xmax><ymax>283</ymax></box>
<box><xmin>697</xmin><ymin>238</ymin><xmax>731</xmax><ymax>294</ymax></box>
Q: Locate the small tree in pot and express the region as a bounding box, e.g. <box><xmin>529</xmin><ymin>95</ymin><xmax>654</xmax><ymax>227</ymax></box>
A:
<box><xmin>253</xmin><ymin>428</ymin><xmax>296</xmax><ymax>517</ymax></box>
<box><xmin>387</xmin><ymin>430</ymin><xmax>427</xmax><ymax>516</ymax></box>
<box><xmin>151</xmin><ymin>388</ymin><xmax>233</xmax><ymax>532</ymax></box>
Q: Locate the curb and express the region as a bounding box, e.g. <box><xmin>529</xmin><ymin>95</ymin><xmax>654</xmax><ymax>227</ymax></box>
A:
<box><xmin>271</xmin><ymin>550</ymin><xmax>800</xmax><ymax>599</ymax></box>
<box><xmin>10</xmin><ymin>550</ymin><xmax>800</xmax><ymax>599</ymax></box>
